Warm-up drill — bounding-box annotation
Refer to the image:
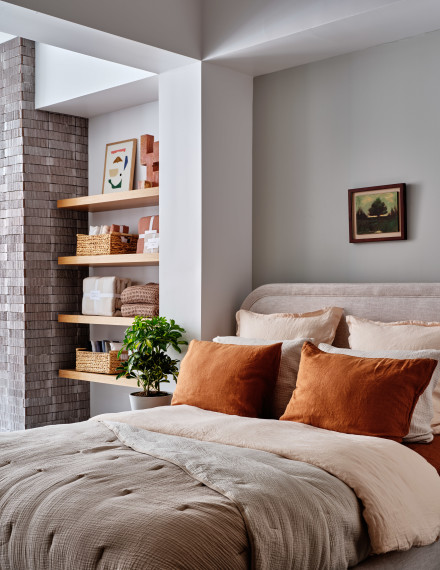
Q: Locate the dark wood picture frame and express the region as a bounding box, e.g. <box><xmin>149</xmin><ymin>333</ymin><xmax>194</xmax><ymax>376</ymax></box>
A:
<box><xmin>348</xmin><ymin>183</ymin><xmax>406</xmax><ymax>243</ymax></box>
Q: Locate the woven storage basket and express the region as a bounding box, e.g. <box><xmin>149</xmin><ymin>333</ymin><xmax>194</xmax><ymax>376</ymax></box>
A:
<box><xmin>76</xmin><ymin>348</ymin><xmax>128</xmax><ymax>374</ymax></box>
<box><xmin>76</xmin><ymin>233</ymin><xmax>138</xmax><ymax>256</ymax></box>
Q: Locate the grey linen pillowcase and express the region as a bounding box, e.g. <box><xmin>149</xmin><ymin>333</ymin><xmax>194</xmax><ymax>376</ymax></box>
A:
<box><xmin>318</xmin><ymin>343</ymin><xmax>440</xmax><ymax>444</ymax></box>
<box><xmin>213</xmin><ymin>336</ymin><xmax>310</xmax><ymax>419</ymax></box>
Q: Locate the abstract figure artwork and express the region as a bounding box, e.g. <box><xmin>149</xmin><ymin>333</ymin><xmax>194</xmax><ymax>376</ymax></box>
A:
<box><xmin>102</xmin><ymin>139</ymin><xmax>137</xmax><ymax>194</ymax></box>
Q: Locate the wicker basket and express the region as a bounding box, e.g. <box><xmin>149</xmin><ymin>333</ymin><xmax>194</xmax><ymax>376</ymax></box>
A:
<box><xmin>76</xmin><ymin>348</ymin><xmax>128</xmax><ymax>374</ymax></box>
<box><xmin>76</xmin><ymin>233</ymin><xmax>138</xmax><ymax>256</ymax></box>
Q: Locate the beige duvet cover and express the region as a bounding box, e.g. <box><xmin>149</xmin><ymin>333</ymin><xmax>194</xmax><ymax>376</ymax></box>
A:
<box><xmin>97</xmin><ymin>405</ymin><xmax>440</xmax><ymax>555</ymax></box>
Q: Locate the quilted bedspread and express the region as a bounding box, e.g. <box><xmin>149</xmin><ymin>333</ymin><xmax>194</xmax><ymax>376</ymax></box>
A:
<box><xmin>0</xmin><ymin>417</ymin><xmax>369</xmax><ymax>570</ymax></box>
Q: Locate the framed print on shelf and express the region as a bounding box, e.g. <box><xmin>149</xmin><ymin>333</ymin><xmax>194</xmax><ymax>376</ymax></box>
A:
<box><xmin>348</xmin><ymin>183</ymin><xmax>406</xmax><ymax>243</ymax></box>
<box><xmin>102</xmin><ymin>139</ymin><xmax>137</xmax><ymax>194</ymax></box>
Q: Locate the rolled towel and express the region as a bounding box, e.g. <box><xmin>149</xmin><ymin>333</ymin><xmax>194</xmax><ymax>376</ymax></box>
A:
<box><xmin>121</xmin><ymin>283</ymin><xmax>159</xmax><ymax>305</ymax></box>
<box><xmin>121</xmin><ymin>304</ymin><xmax>159</xmax><ymax>318</ymax></box>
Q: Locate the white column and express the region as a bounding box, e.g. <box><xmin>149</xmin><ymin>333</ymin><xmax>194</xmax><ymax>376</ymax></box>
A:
<box><xmin>159</xmin><ymin>63</ymin><xmax>203</xmax><ymax>340</ymax></box>
<box><xmin>159</xmin><ymin>61</ymin><xmax>253</xmax><ymax>343</ymax></box>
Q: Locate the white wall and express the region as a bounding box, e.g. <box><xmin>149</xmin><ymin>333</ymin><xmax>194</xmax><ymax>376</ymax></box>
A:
<box><xmin>88</xmin><ymin>101</ymin><xmax>159</xmax><ymax>416</ymax></box>
<box><xmin>252</xmin><ymin>29</ymin><xmax>440</xmax><ymax>287</ymax></box>
<box><xmin>0</xmin><ymin>32</ymin><xmax>15</xmax><ymax>43</ymax></box>
<box><xmin>35</xmin><ymin>44</ymin><xmax>153</xmax><ymax>109</ymax></box>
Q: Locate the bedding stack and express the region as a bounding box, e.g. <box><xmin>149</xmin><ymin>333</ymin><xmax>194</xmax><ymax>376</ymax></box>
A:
<box><xmin>121</xmin><ymin>283</ymin><xmax>159</xmax><ymax>318</ymax></box>
<box><xmin>82</xmin><ymin>276</ymin><xmax>131</xmax><ymax>317</ymax></box>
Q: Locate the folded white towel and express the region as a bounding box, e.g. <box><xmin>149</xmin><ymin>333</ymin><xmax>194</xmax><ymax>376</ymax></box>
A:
<box><xmin>82</xmin><ymin>276</ymin><xmax>132</xmax><ymax>316</ymax></box>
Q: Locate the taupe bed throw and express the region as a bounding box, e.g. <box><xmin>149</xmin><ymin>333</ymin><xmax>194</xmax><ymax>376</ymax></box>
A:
<box><xmin>0</xmin><ymin>419</ymin><xmax>368</xmax><ymax>570</ymax></box>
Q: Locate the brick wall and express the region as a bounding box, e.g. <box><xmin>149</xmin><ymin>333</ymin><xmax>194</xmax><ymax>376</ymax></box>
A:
<box><xmin>0</xmin><ymin>38</ymin><xmax>90</xmax><ymax>431</ymax></box>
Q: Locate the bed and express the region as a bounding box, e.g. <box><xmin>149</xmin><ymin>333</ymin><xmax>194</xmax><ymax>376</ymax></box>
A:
<box><xmin>1</xmin><ymin>283</ymin><xmax>440</xmax><ymax>570</ymax></box>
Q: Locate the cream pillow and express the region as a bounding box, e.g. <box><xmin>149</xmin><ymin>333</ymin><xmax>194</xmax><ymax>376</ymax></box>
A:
<box><xmin>213</xmin><ymin>336</ymin><xmax>309</xmax><ymax>419</ymax></box>
<box><xmin>319</xmin><ymin>343</ymin><xmax>440</xmax><ymax>443</ymax></box>
<box><xmin>347</xmin><ymin>315</ymin><xmax>440</xmax><ymax>351</ymax></box>
<box><xmin>236</xmin><ymin>307</ymin><xmax>343</xmax><ymax>344</ymax></box>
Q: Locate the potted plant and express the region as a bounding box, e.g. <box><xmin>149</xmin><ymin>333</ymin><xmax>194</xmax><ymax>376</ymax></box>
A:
<box><xmin>116</xmin><ymin>315</ymin><xmax>187</xmax><ymax>410</ymax></box>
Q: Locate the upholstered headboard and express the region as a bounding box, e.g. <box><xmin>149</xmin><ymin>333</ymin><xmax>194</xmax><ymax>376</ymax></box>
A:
<box><xmin>241</xmin><ymin>283</ymin><xmax>440</xmax><ymax>348</ymax></box>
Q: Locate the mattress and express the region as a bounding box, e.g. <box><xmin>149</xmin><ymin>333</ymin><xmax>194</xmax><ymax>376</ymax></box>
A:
<box><xmin>406</xmin><ymin>435</ymin><xmax>440</xmax><ymax>475</ymax></box>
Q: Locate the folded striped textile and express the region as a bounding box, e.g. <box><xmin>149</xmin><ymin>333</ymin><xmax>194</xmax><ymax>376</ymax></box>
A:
<box><xmin>121</xmin><ymin>304</ymin><xmax>159</xmax><ymax>318</ymax></box>
<box><xmin>121</xmin><ymin>283</ymin><xmax>159</xmax><ymax>305</ymax></box>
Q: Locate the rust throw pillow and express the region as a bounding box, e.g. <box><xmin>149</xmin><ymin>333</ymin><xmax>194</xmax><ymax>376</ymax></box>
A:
<box><xmin>172</xmin><ymin>340</ymin><xmax>282</xmax><ymax>417</ymax></box>
<box><xmin>280</xmin><ymin>342</ymin><xmax>437</xmax><ymax>441</ymax></box>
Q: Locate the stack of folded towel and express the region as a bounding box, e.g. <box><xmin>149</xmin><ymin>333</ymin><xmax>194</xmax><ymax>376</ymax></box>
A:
<box><xmin>121</xmin><ymin>283</ymin><xmax>159</xmax><ymax>318</ymax></box>
<box><xmin>82</xmin><ymin>276</ymin><xmax>131</xmax><ymax>317</ymax></box>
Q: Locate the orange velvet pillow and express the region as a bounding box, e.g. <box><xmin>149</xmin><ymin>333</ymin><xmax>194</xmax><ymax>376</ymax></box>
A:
<box><xmin>280</xmin><ymin>342</ymin><xmax>437</xmax><ymax>441</ymax></box>
<box><xmin>172</xmin><ymin>340</ymin><xmax>282</xmax><ymax>417</ymax></box>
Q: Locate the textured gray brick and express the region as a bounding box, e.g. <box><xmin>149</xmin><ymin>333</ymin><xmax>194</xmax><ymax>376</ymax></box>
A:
<box><xmin>1</xmin><ymin>37</ymin><xmax>90</xmax><ymax>431</ymax></box>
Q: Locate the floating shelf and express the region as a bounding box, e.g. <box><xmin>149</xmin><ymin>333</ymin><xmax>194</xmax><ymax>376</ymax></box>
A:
<box><xmin>58</xmin><ymin>253</ymin><xmax>159</xmax><ymax>267</ymax></box>
<box><xmin>59</xmin><ymin>369</ymin><xmax>138</xmax><ymax>387</ymax></box>
<box><xmin>57</xmin><ymin>188</ymin><xmax>159</xmax><ymax>212</ymax></box>
<box><xmin>58</xmin><ymin>315</ymin><xmax>134</xmax><ymax>326</ymax></box>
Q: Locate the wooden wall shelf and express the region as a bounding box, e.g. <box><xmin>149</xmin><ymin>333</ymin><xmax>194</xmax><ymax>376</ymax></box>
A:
<box><xmin>59</xmin><ymin>369</ymin><xmax>138</xmax><ymax>388</ymax></box>
<box><xmin>58</xmin><ymin>315</ymin><xmax>134</xmax><ymax>326</ymax></box>
<box><xmin>58</xmin><ymin>253</ymin><xmax>159</xmax><ymax>267</ymax></box>
<box><xmin>57</xmin><ymin>188</ymin><xmax>159</xmax><ymax>212</ymax></box>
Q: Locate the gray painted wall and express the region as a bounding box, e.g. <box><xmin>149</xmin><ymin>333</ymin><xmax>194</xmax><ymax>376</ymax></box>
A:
<box><xmin>253</xmin><ymin>29</ymin><xmax>440</xmax><ymax>287</ymax></box>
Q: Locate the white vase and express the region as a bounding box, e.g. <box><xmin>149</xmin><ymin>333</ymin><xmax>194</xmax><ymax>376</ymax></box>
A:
<box><xmin>129</xmin><ymin>392</ymin><xmax>173</xmax><ymax>411</ymax></box>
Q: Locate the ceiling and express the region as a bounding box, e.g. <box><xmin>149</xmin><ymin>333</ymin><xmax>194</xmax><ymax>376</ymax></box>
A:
<box><xmin>202</xmin><ymin>0</ymin><xmax>440</xmax><ymax>76</ymax></box>
<box><xmin>2</xmin><ymin>0</ymin><xmax>440</xmax><ymax>78</ymax></box>
<box><xmin>1</xmin><ymin>0</ymin><xmax>440</xmax><ymax>116</ymax></box>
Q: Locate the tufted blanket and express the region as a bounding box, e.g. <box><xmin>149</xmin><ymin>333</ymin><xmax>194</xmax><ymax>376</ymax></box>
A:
<box><xmin>0</xmin><ymin>417</ymin><xmax>369</xmax><ymax>570</ymax></box>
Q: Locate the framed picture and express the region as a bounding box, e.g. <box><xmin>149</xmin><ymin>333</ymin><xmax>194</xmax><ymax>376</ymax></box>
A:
<box><xmin>348</xmin><ymin>183</ymin><xmax>406</xmax><ymax>243</ymax></box>
<box><xmin>102</xmin><ymin>139</ymin><xmax>137</xmax><ymax>194</ymax></box>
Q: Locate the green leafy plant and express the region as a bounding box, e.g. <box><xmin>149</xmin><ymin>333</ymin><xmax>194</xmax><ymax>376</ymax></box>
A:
<box><xmin>116</xmin><ymin>316</ymin><xmax>187</xmax><ymax>396</ymax></box>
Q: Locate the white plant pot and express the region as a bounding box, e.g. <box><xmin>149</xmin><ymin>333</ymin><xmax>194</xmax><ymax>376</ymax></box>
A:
<box><xmin>129</xmin><ymin>392</ymin><xmax>173</xmax><ymax>411</ymax></box>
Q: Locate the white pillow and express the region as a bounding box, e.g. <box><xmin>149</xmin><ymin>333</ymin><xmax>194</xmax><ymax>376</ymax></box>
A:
<box><xmin>213</xmin><ymin>336</ymin><xmax>309</xmax><ymax>419</ymax></box>
<box><xmin>236</xmin><ymin>307</ymin><xmax>343</xmax><ymax>344</ymax></box>
<box><xmin>319</xmin><ymin>343</ymin><xmax>440</xmax><ymax>443</ymax></box>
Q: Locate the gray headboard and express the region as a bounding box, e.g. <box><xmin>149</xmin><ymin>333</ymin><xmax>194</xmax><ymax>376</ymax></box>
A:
<box><xmin>241</xmin><ymin>283</ymin><xmax>440</xmax><ymax>348</ymax></box>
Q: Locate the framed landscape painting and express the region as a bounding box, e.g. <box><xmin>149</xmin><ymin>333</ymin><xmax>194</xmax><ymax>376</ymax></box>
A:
<box><xmin>102</xmin><ymin>139</ymin><xmax>137</xmax><ymax>194</ymax></box>
<box><xmin>348</xmin><ymin>183</ymin><xmax>406</xmax><ymax>243</ymax></box>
